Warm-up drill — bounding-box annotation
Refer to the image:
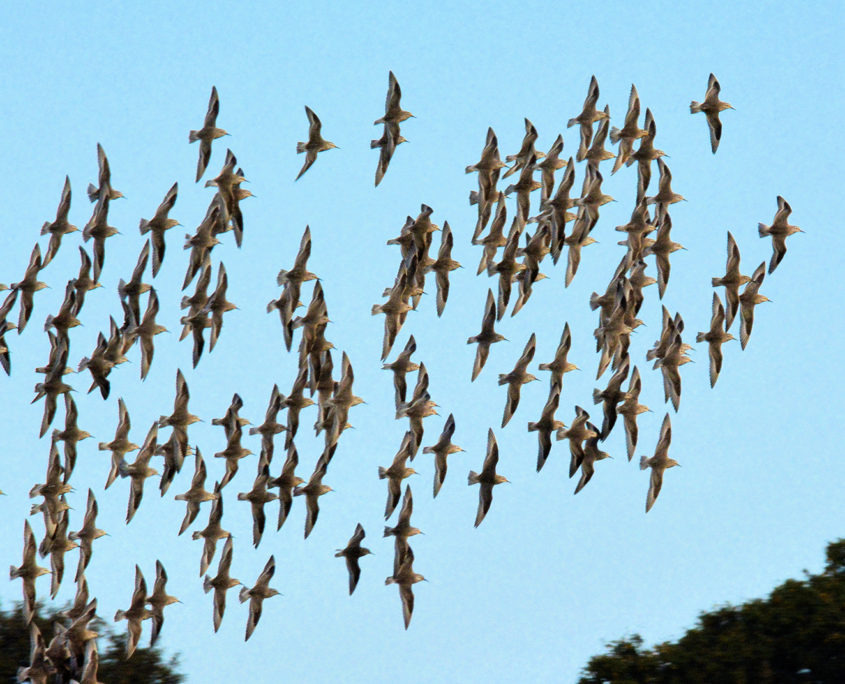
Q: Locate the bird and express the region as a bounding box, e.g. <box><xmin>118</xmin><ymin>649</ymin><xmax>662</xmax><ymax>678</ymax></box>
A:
<box><xmin>68</xmin><ymin>489</ymin><xmax>106</xmax><ymax>583</ymax></box>
<box><xmin>175</xmin><ymin>448</ymin><xmax>218</xmax><ymax>535</ymax></box>
<box><xmin>192</xmin><ymin>481</ymin><xmax>229</xmax><ymax>576</ymax></box>
<box><xmin>573</xmin><ymin>423</ymin><xmax>611</xmax><ymax>495</ymax></box>
<box><xmin>385</xmin><ymin>546</ymin><xmax>426</xmax><ymax>630</ymax></box>
<box><xmin>203</xmin><ymin>262</ymin><xmax>238</xmax><ymax>351</ymax></box>
<box><xmin>249</xmin><ymin>384</ymin><xmax>287</xmax><ymax>457</ymax></box>
<box><xmin>190</xmin><ymin>86</ymin><xmax>228</xmax><ymax>182</ymax></box>
<box><xmin>237</xmin><ymin>463</ymin><xmax>278</xmax><ymax>548</ymax></box>
<box><xmin>616</xmin><ymin>366</ymin><xmax>651</xmax><ymax>461</ymax></box>
<box><xmin>373</xmin><ymin>121</ymin><xmax>406</xmax><ymax>186</ymax></box>
<box><xmin>40</xmin><ymin>176</ymin><xmax>78</xmax><ymax>267</ymax></box>
<box><xmin>711</xmin><ymin>231</ymin><xmax>750</xmax><ymax>331</ymax></box>
<box><xmin>203</xmin><ymin>536</ymin><xmax>241</xmax><ymax>632</ymax></box>
<box><xmin>128</xmin><ymin>289</ymin><xmax>167</xmax><ymax>381</ymax></box>
<box><xmin>87</xmin><ymin>143</ymin><xmax>124</xmax><ymax>202</ymax></box>
<box><xmin>117</xmin><ymin>240</ymin><xmax>152</xmax><ymax>325</ymax></box>
<box><xmin>758</xmin><ymin>196</ymin><xmax>803</xmax><ymax>274</ymax></box>
<box><xmin>645</xmin><ymin>213</ymin><xmax>685</xmax><ymax>299</ymax></box>
<box><xmin>498</xmin><ymin>332</ymin><xmax>538</xmax><ymax>427</ymax></box>
<box><xmin>610</xmin><ymin>84</ymin><xmax>647</xmax><ymax>174</ymax></box>
<box><xmin>139</xmin><ymin>182</ymin><xmax>179</xmax><ymax>277</ymax></box>
<box><xmin>296</xmin><ymin>106</ymin><xmax>339</xmax><ymax>180</ymax></box>
<box><xmin>567</xmin><ymin>75</ymin><xmax>608</xmax><ymax>156</ymax></box>
<box><xmin>120</xmin><ymin>422</ymin><xmax>159</xmax><ymax>524</ymax></box>
<box><xmin>375</xmin><ymin>71</ymin><xmax>414</xmax><ymax>125</ymax></box>
<box><xmin>738</xmin><ymin>262</ymin><xmax>770</xmax><ymax>350</ymax></box>
<box><xmin>422</xmin><ymin>413</ymin><xmax>464</xmax><ymax>497</ymax></box>
<box><xmin>145</xmin><ymin>560</ymin><xmax>179</xmax><ymax>648</ymax></box>
<box><xmin>238</xmin><ymin>555</ymin><xmax>280</xmax><ymax>641</ymax></box>
<box><xmin>268</xmin><ymin>444</ymin><xmax>305</xmax><ymax>531</ymax></box>
<box><xmin>428</xmin><ymin>222</ymin><xmax>461</xmax><ymax>316</ymax></box>
<box><xmin>113</xmin><ymin>565</ymin><xmax>148</xmax><ymax>659</ymax></box>
<box><xmin>640</xmin><ymin>413</ymin><xmax>680</xmax><ymax>512</ymax></box>
<box><xmin>335</xmin><ymin>523</ymin><xmax>372</xmax><ymax>595</ymax></box>
<box><xmin>10</xmin><ymin>520</ymin><xmax>50</xmax><ymax>623</ymax></box>
<box><xmin>11</xmin><ymin>243</ymin><xmax>47</xmax><ymax>334</ymax></box>
<box><xmin>82</xmin><ymin>194</ymin><xmax>119</xmax><ymax>283</ymax></box>
<box><xmin>379</xmin><ymin>431</ymin><xmax>418</xmax><ymax>518</ymax></box>
<box><xmin>384</xmin><ymin>485</ymin><xmax>423</xmax><ymax>542</ymax></box>
<box><xmin>294</xmin><ymin>453</ymin><xmax>332</xmax><ymax>539</ymax></box>
<box><xmin>592</xmin><ymin>355</ymin><xmax>630</xmax><ymax>440</ymax></box>
<box><xmin>556</xmin><ymin>406</ymin><xmax>599</xmax><ymax>479</ymax></box>
<box><xmin>382</xmin><ymin>335</ymin><xmax>420</xmax><ymax>408</ymax></box>
<box><xmin>467</xmin><ymin>289</ymin><xmax>507</xmax><ymax>381</ymax></box>
<box><xmin>527</xmin><ymin>382</ymin><xmax>566</xmax><ymax>473</ymax></box>
<box><xmin>537</xmin><ymin>323</ymin><xmax>578</xmax><ymax>389</ymax></box>
<box><xmin>690</xmin><ymin>73</ymin><xmax>734</xmax><ymax>153</ymax></box>
<box><xmin>53</xmin><ymin>392</ymin><xmax>91</xmax><ymax>479</ymax></box>
<box><xmin>468</xmin><ymin>429</ymin><xmax>509</xmax><ymax>527</ymax></box>
<box><xmin>696</xmin><ymin>293</ymin><xmax>736</xmax><ymax>387</ymax></box>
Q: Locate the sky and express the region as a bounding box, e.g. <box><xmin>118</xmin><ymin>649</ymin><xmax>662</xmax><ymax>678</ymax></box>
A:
<box><xmin>1</xmin><ymin>2</ymin><xmax>843</xmax><ymax>682</ymax></box>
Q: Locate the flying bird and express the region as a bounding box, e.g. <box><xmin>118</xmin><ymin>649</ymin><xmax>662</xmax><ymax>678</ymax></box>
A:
<box><xmin>758</xmin><ymin>195</ymin><xmax>803</xmax><ymax>274</ymax></box>
<box><xmin>467</xmin><ymin>289</ymin><xmax>507</xmax><ymax>381</ymax></box>
<box><xmin>238</xmin><ymin>555</ymin><xmax>280</xmax><ymax>641</ymax></box>
<box><xmin>296</xmin><ymin>106</ymin><xmax>338</xmax><ymax>180</ymax></box>
<box><xmin>190</xmin><ymin>86</ymin><xmax>228</xmax><ymax>182</ymax></box>
<box><xmin>639</xmin><ymin>413</ymin><xmax>680</xmax><ymax>512</ymax></box>
<box><xmin>468</xmin><ymin>429</ymin><xmax>509</xmax><ymax>527</ymax></box>
<box><xmin>335</xmin><ymin>523</ymin><xmax>372</xmax><ymax>595</ymax></box>
<box><xmin>690</xmin><ymin>73</ymin><xmax>734</xmax><ymax>153</ymax></box>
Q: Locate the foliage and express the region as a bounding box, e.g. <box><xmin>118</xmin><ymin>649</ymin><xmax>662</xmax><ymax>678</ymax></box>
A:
<box><xmin>579</xmin><ymin>539</ymin><xmax>845</xmax><ymax>683</ymax></box>
<box><xmin>0</xmin><ymin>601</ymin><xmax>184</xmax><ymax>683</ymax></box>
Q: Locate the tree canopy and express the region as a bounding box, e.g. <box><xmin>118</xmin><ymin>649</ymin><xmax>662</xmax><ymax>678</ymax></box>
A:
<box><xmin>579</xmin><ymin>539</ymin><xmax>845</xmax><ymax>683</ymax></box>
<box><xmin>0</xmin><ymin>602</ymin><xmax>184</xmax><ymax>683</ymax></box>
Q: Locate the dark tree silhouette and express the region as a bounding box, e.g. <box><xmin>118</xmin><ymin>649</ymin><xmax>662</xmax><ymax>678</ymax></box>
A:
<box><xmin>0</xmin><ymin>601</ymin><xmax>184</xmax><ymax>683</ymax></box>
<box><xmin>579</xmin><ymin>539</ymin><xmax>845</xmax><ymax>683</ymax></box>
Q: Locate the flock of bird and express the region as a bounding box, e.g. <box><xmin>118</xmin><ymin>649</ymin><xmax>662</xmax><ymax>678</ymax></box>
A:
<box><xmin>5</xmin><ymin>71</ymin><xmax>803</xmax><ymax>682</ymax></box>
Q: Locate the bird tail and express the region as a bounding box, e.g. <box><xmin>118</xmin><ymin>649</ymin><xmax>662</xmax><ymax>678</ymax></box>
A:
<box><xmin>609</xmin><ymin>127</ymin><xmax>621</xmax><ymax>144</ymax></box>
<box><xmin>757</xmin><ymin>223</ymin><xmax>770</xmax><ymax>237</ymax></box>
<box><xmin>139</xmin><ymin>219</ymin><xmax>151</xmax><ymax>234</ymax></box>
<box><xmin>710</xmin><ymin>277</ymin><xmax>722</xmax><ymax>287</ymax></box>
<box><xmin>465</xmin><ymin>164</ymin><xmax>478</xmax><ymax>174</ymax></box>
<box><xmin>527</xmin><ymin>421</ymin><xmax>538</xmax><ymax>432</ymax></box>
<box><xmin>421</xmin><ymin>446</ymin><xmax>433</xmax><ymax>454</ymax></box>
<box><xmin>589</xmin><ymin>292</ymin><xmax>602</xmax><ymax>311</ymax></box>
<box><xmin>383</xmin><ymin>526</ymin><xmax>392</xmax><ymax>538</ymax></box>
<box><xmin>371</xmin><ymin>304</ymin><xmax>383</xmax><ymax>316</ymax></box>
<box><xmin>10</xmin><ymin>565</ymin><xmax>20</xmax><ymax>579</ymax></box>
<box><xmin>695</xmin><ymin>332</ymin><xmax>706</xmax><ymax>343</ymax></box>
<box><xmin>469</xmin><ymin>191</ymin><xmax>479</xmax><ymax>206</ymax></box>
<box><xmin>639</xmin><ymin>456</ymin><xmax>650</xmax><ymax>471</ymax></box>
<box><xmin>385</xmin><ymin>576</ymin><xmax>396</xmax><ymax>585</ymax></box>
<box><xmin>202</xmin><ymin>576</ymin><xmax>213</xmax><ymax>594</ymax></box>
<box><xmin>87</xmin><ymin>183</ymin><xmax>99</xmax><ymax>202</ymax></box>
<box><xmin>238</xmin><ymin>586</ymin><xmax>250</xmax><ymax>604</ymax></box>
<box><xmin>117</xmin><ymin>460</ymin><xmax>130</xmax><ymax>478</ymax></box>
<box><xmin>566</xmin><ymin>117</ymin><xmax>578</xmax><ymax>128</ymax></box>
<box><xmin>468</xmin><ymin>470</ymin><xmax>480</xmax><ymax>485</ymax></box>
<box><xmin>189</xmin><ymin>130</ymin><xmax>200</xmax><ymax>143</ymax></box>
<box><xmin>296</xmin><ymin>142</ymin><xmax>307</xmax><ymax>154</ymax></box>
<box><xmin>378</xmin><ymin>467</ymin><xmax>387</xmax><ymax>479</ymax></box>
<box><xmin>40</xmin><ymin>221</ymin><xmax>52</xmax><ymax>236</ymax></box>
<box><xmin>592</xmin><ymin>388</ymin><xmax>602</xmax><ymax>405</ymax></box>
<box><xmin>114</xmin><ymin>609</ymin><xmax>126</xmax><ymax>621</ymax></box>
<box><xmin>497</xmin><ymin>374</ymin><xmax>507</xmax><ymax>386</ymax></box>
<box><xmin>690</xmin><ymin>101</ymin><xmax>702</xmax><ymax>114</ymax></box>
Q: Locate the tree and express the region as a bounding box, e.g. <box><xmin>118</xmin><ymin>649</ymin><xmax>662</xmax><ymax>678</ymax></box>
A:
<box><xmin>579</xmin><ymin>539</ymin><xmax>845</xmax><ymax>683</ymax></box>
<box><xmin>0</xmin><ymin>601</ymin><xmax>184</xmax><ymax>683</ymax></box>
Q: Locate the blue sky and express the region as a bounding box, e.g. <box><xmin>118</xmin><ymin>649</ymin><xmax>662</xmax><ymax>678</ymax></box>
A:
<box><xmin>1</xmin><ymin>2</ymin><xmax>843</xmax><ymax>682</ymax></box>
